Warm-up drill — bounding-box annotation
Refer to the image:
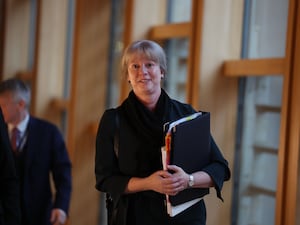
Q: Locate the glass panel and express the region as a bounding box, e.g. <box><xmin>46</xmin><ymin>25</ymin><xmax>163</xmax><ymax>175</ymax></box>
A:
<box><xmin>164</xmin><ymin>0</ymin><xmax>192</xmax><ymax>101</ymax></box>
<box><xmin>163</xmin><ymin>38</ymin><xmax>189</xmax><ymax>102</ymax></box>
<box><xmin>236</xmin><ymin>76</ymin><xmax>283</xmax><ymax>225</ymax></box>
<box><xmin>61</xmin><ymin>0</ymin><xmax>76</xmax><ymax>135</ymax></box>
<box><xmin>107</xmin><ymin>0</ymin><xmax>125</xmax><ymax>108</ymax></box>
<box><xmin>234</xmin><ymin>0</ymin><xmax>289</xmax><ymax>224</ymax></box>
<box><xmin>167</xmin><ymin>0</ymin><xmax>192</xmax><ymax>23</ymax></box>
<box><xmin>247</xmin><ymin>0</ymin><xmax>289</xmax><ymax>58</ymax></box>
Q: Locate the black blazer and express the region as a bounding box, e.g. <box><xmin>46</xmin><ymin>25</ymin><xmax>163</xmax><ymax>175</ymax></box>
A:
<box><xmin>0</xmin><ymin>107</ymin><xmax>21</xmax><ymax>225</ymax></box>
<box><xmin>21</xmin><ymin>116</ymin><xmax>72</xmax><ymax>225</ymax></box>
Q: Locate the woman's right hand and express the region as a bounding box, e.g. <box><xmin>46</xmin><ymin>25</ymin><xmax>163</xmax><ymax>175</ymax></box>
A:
<box><xmin>125</xmin><ymin>170</ymin><xmax>187</xmax><ymax>195</ymax></box>
<box><xmin>146</xmin><ymin>170</ymin><xmax>186</xmax><ymax>196</ymax></box>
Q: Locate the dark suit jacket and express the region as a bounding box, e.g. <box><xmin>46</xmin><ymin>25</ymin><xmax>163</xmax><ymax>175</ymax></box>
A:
<box><xmin>0</xmin><ymin>108</ymin><xmax>21</xmax><ymax>225</ymax></box>
<box><xmin>20</xmin><ymin>116</ymin><xmax>72</xmax><ymax>225</ymax></box>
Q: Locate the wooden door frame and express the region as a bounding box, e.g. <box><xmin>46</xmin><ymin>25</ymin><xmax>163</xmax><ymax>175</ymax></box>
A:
<box><xmin>186</xmin><ymin>0</ymin><xmax>203</xmax><ymax>108</ymax></box>
<box><xmin>278</xmin><ymin>0</ymin><xmax>300</xmax><ymax>224</ymax></box>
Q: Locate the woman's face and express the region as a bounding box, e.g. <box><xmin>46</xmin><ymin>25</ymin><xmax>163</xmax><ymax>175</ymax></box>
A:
<box><xmin>127</xmin><ymin>56</ymin><xmax>163</xmax><ymax>98</ymax></box>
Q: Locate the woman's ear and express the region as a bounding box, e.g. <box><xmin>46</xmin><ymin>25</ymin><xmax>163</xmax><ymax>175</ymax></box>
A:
<box><xmin>126</xmin><ymin>74</ymin><xmax>130</xmax><ymax>84</ymax></box>
<box><xmin>161</xmin><ymin>70</ymin><xmax>165</xmax><ymax>79</ymax></box>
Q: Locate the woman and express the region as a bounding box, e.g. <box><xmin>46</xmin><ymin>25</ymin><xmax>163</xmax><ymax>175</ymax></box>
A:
<box><xmin>95</xmin><ymin>40</ymin><xmax>230</xmax><ymax>225</ymax></box>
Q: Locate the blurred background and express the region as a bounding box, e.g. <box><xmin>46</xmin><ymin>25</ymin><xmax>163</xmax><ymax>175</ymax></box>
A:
<box><xmin>0</xmin><ymin>0</ymin><xmax>299</xmax><ymax>225</ymax></box>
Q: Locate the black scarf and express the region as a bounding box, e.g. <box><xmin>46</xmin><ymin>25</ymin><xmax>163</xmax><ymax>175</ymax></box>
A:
<box><xmin>119</xmin><ymin>89</ymin><xmax>173</xmax><ymax>177</ymax></box>
<box><xmin>122</xmin><ymin>89</ymin><xmax>172</xmax><ymax>148</ymax></box>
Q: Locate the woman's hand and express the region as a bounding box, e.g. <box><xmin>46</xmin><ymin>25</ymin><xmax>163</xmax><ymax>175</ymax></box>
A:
<box><xmin>165</xmin><ymin>165</ymin><xmax>189</xmax><ymax>195</ymax></box>
<box><xmin>147</xmin><ymin>166</ymin><xmax>189</xmax><ymax>196</ymax></box>
<box><xmin>126</xmin><ymin>168</ymin><xmax>188</xmax><ymax>195</ymax></box>
<box><xmin>126</xmin><ymin>165</ymin><xmax>213</xmax><ymax>195</ymax></box>
<box><xmin>167</xmin><ymin>165</ymin><xmax>215</xmax><ymax>190</ymax></box>
<box><xmin>148</xmin><ymin>167</ymin><xmax>188</xmax><ymax>195</ymax></box>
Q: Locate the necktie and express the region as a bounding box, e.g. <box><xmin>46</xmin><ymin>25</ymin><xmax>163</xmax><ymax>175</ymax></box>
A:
<box><xmin>11</xmin><ymin>127</ymin><xmax>20</xmax><ymax>153</ymax></box>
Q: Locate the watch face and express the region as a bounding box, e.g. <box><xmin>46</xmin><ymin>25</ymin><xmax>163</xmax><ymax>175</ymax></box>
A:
<box><xmin>189</xmin><ymin>175</ymin><xmax>194</xmax><ymax>187</ymax></box>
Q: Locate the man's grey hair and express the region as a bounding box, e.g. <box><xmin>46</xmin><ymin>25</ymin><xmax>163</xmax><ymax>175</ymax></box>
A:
<box><xmin>0</xmin><ymin>78</ymin><xmax>31</xmax><ymax>109</ymax></box>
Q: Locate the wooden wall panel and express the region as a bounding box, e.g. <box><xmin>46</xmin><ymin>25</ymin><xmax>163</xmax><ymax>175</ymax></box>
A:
<box><xmin>277</xmin><ymin>0</ymin><xmax>300</xmax><ymax>224</ymax></box>
<box><xmin>187</xmin><ymin>0</ymin><xmax>203</xmax><ymax>107</ymax></box>
<box><xmin>131</xmin><ymin>0</ymin><xmax>167</xmax><ymax>41</ymax></box>
<box><xmin>199</xmin><ymin>1</ymin><xmax>243</xmax><ymax>225</ymax></box>
<box><xmin>69</xmin><ymin>0</ymin><xmax>111</xmax><ymax>225</ymax></box>
<box><xmin>223</xmin><ymin>58</ymin><xmax>286</xmax><ymax>76</ymax></box>
<box><xmin>3</xmin><ymin>0</ymin><xmax>31</xmax><ymax>78</ymax></box>
<box><xmin>148</xmin><ymin>22</ymin><xmax>191</xmax><ymax>39</ymax></box>
<box><xmin>35</xmin><ymin>0</ymin><xmax>68</xmax><ymax>122</ymax></box>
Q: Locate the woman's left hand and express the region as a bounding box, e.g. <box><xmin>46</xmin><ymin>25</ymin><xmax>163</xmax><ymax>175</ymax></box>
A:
<box><xmin>165</xmin><ymin>165</ymin><xmax>189</xmax><ymax>195</ymax></box>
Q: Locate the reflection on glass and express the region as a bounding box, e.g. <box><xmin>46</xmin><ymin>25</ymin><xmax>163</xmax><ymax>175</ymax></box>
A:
<box><xmin>163</xmin><ymin>0</ymin><xmax>192</xmax><ymax>101</ymax></box>
<box><xmin>237</xmin><ymin>76</ymin><xmax>283</xmax><ymax>225</ymax></box>
<box><xmin>247</xmin><ymin>0</ymin><xmax>289</xmax><ymax>58</ymax></box>
<box><xmin>167</xmin><ymin>0</ymin><xmax>192</xmax><ymax>23</ymax></box>
<box><xmin>235</xmin><ymin>0</ymin><xmax>289</xmax><ymax>224</ymax></box>
<box><xmin>107</xmin><ymin>0</ymin><xmax>125</xmax><ymax>108</ymax></box>
<box><xmin>163</xmin><ymin>38</ymin><xmax>189</xmax><ymax>102</ymax></box>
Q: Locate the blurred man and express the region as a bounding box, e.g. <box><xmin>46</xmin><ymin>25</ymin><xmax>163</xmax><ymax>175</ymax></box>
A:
<box><xmin>0</xmin><ymin>78</ymin><xmax>72</xmax><ymax>225</ymax></box>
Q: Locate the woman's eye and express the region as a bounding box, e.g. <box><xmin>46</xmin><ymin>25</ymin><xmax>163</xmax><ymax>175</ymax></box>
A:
<box><xmin>129</xmin><ymin>62</ymin><xmax>156</xmax><ymax>71</ymax></box>
<box><xmin>146</xmin><ymin>63</ymin><xmax>154</xmax><ymax>68</ymax></box>
<box><xmin>130</xmin><ymin>64</ymin><xmax>139</xmax><ymax>70</ymax></box>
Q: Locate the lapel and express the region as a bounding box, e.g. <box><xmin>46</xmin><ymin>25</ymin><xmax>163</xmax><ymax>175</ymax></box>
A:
<box><xmin>24</xmin><ymin>117</ymin><xmax>37</xmax><ymax>171</ymax></box>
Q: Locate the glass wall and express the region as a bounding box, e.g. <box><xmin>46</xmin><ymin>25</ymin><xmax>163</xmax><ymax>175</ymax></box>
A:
<box><xmin>106</xmin><ymin>0</ymin><xmax>125</xmax><ymax>108</ymax></box>
<box><xmin>233</xmin><ymin>0</ymin><xmax>289</xmax><ymax>224</ymax></box>
<box><xmin>163</xmin><ymin>0</ymin><xmax>191</xmax><ymax>102</ymax></box>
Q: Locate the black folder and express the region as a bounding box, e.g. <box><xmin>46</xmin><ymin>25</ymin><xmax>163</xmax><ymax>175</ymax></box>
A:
<box><xmin>168</xmin><ymin>111</ymin><xmax>211</xmax><ymax>206</ymax></box>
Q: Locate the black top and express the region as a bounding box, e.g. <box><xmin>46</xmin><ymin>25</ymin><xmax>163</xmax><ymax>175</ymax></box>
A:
<box><xmin>95</xmin><ymin>89</ymin><xmax>230</xmax><ymax>225</ymax></box>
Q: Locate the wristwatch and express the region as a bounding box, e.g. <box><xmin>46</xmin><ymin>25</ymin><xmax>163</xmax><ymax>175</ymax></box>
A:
<box><xmin>188</xmin><ymin>174</ymin><xmax>194</xmax><ymax>188</ymax></box>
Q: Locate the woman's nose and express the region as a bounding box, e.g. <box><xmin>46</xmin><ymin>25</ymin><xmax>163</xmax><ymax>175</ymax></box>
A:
<box><xmin>138</xmin><ymin>64</ymin><xmax>148</xmax><ymax>74</ymax></box>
